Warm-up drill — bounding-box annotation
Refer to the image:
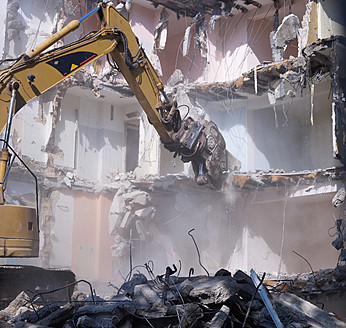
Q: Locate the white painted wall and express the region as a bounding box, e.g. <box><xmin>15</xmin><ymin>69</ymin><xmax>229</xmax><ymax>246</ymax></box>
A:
<box><xmin>0</xmin><ymin>1</ymin><xmax>6</xmax><ymax>56</ymax></box>
<box><xmin>21</xmin><ymin>100</ymin><xmax>49</xmax><ymax>163</ymax></box>
<box><xmin>310</xmin><ymin>82</ymin><xmax>341</xmax><ymax>169</ymax></box>
<box><xmin>56</xmin><ymin>93</ymin><xmax>80</xmax><ymax>168</ymax></box>
<box><xmin>205</xmin><ymin>79</ymin><xmax>340</xmax><ymax>173</ymax></box>
<box><xmin>6</xmin><ymin>0</ymin><xmax>58</xmax><ymax>58</ymax></box>
<box><xmin>208</xmin><ymin>106</ymin><xmax>247</xmax><ymax>172</ymax></box>
<box><xmin>56</xmin><ymin>89</ymin><xmax>125</xmax><ymax>182</ymax></box>
<box><xmin>317</xmin><ymin>0</ymin><xmax>346</xmax><ymax>39</ymax></box>
<box><xmin>50</xmin><ymin>191</ymin><xmax>74</xmax><ymax>267</ymax></box>
<box><xmin>135</xmin><ymin>113</ymin><xmax>161</xmax><ymax>177</ymax></box>
<box><xmin>97</xmin><ymin>100</ymin><xmax>126</xmax><ymax>181</ymax></box>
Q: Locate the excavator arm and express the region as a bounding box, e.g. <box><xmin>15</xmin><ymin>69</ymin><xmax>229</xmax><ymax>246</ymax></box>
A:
<box><xmin>0</xmin><ymin>1</ymin><xmax>240</xmax><ymax>257</ymax></box>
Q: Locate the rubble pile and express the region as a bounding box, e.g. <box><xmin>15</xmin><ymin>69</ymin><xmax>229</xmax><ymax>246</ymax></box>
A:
<box><xmin>1</xmin><ymin>268</ymin><xmax>345</xmax><ymax>328</ymax></box>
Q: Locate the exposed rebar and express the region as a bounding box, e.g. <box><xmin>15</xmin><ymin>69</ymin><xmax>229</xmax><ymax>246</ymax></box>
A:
<box><xmin>188</xmin><ymin>228</ymin><xmax>209</xmax><ymax>276</ymax></box>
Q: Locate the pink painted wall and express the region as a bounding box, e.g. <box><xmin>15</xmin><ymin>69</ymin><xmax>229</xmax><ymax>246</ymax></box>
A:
<box><xmin>229</xmin><ymin>190</ymin><xmax>342</xmax><ymax>274</ymax></box>
<box><xmin>156</xmin><ymin>0</ymin><xmax>307</xmax><ymax>84</ymax></box>
<box><xmin>130</xmin><ymin>4</ymin><xmax>158</xmax><ymax>44</ymax></box>
<box><xmin>66</xmin><ymin>0</ymin><xmax>306</xmax><ymax>85</ymax></box>
<box><xmin>72</xmin><ymin>192</ymin><xmax>113</xmax><ymax>280</ymax></box>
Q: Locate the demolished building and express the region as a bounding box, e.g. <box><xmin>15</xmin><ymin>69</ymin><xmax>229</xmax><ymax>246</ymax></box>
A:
<box><xmin>0</xmin><ymin>0</ymin><xmax>345</xmax><ymax>320</ymax></box>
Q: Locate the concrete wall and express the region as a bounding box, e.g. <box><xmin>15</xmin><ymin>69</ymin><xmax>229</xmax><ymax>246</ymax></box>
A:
<box><xmin>317</xmin><ymin>0</ymin><xmax>346</xmax><ymax>39</ymax></box>
<box><xmin>56</xmin><ymin>91</ymin><xmax>125</xmax><ymax>182</ymax></box>
<box><xmin>50</xmin><ymin>191</ymin><xmax>74</xmax><ymax>268</ymax></box>
<box><xmin>72</xmin><ymin>192</ymin><xmax>113</xmax><ymax>280</ymax></box>
<box><xmin>108</xmin><ymin>180</ymin><xmax>344</xmax><ymax>281</ymax></box>
<box><xmin>157</xmin><ymin>0</ymin><xmax>307</xmax><ymax>84</ymax></box>
<box><xmin>0</xmin><ymin>1</ymin><xmax>6</xmax><ymax>56</ymax></box>
<box><xmin>199</xmin><ymin>79</ymin><xmax>340</xmax><ymax>173</ymax></box>
<box><xmin>4</xmin><ymin>0</ymin><xmax>59</xmax><ymax>58</ymax></box>
<box><xmin>9</xmin><ymin>98</ymin><xmax>50</xmax><ymax>164</ymax></box>
<box><xmin>208</xmin><ymin>106</ymin><xmax>248</xmax><ymax>171</ymax></box>
<box><xmin>228</xmin><ymin>186</ymin><xmax>343</xmax><ymax>274</ymax></box>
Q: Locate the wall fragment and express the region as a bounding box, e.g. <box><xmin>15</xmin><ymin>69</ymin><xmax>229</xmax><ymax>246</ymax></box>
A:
<box><xmin>270</xmin><ymin>14</ymin><xmax>300</xmax><ymax>61</ymax></box>
<box><xmin>182</xmin><ymin>26</ymin><xmax>192</xmax><ymax>57</ymax></box>
<box><xmin>6</xmin><ymin>1</ymin><xmax>25</xmax><ymax>41</ymax></box>
<box><xmin>330</xmin><ymin>38</ymin><xmax>346</xmax><ymax>166</ymax></box>
<box><xmin>154</xmin><ymin>8</ymin><xmax>169</xmax><ymax>50</ymax></box>
<box><xmin>109</xmin><ymin>185</ymin><xmax>155</xmax><ymax>258</ymax></box>
<box><xmin>298</xmin><ymin>0</ymin><xmax>313</xmax><ymax>56</ymax></box>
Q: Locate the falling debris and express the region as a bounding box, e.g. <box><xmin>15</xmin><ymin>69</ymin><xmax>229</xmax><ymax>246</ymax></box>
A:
<box><xmin>115</xmin><ymin>2</ymin><xmax>124</xmax><ymax>12</ymax></box>
<box><xmin>149</xmin><ymin>52</ymin><xmax>163</xmax><ymax>76</ymax></box>
<box><xmin>333</xmin><ymin>188</ymin><xmax>346</xmax><ymax>208</ymax></box>
<box><xmin>154</xmin><ymin>8</ymin><xmax>169</xmax><ymax>50</ymax></box>
<box><xmin>109</xmin><ymin>187</ymin><xmax>155</xmax><ymax>257</ymax></box>
<box><xmin>209</xmin><ymin>3</ymin><xmax>222</xmax><ymax>31</ymax></box>
<box><xmin>270</xmin><ymin>14</ymin><xmax>300</xmax><ymax>61</ymax></box>
<box><xmin>5</xmin><ymin>1</ymin><xmax>25</xmax><ymax>41</ymax></box>
<box><xmin>298</xmin><ymin>0</ymin><xmax>313</xmax><ymax>56</ymax></box>
<box><xmin>125</xmin><ymin>0</ymin><xmax>132</xmax><ymax>12</ymax></box>
<box><xmin>166</xmin><ymin>69</ymin><xmax>184</xmax><ymax>87</ymax></box>
<box><xmin>195</xmin><ymin>13</ymin><xmax>208</xmax><ymax>59</ymax></box>
<box><xmin>182</xmin><ymin>26</ymin><xmax>192</xmax><ymax>57</ymax></box>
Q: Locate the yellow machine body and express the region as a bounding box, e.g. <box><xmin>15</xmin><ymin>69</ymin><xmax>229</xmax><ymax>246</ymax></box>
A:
<box><xmin>0</xmin><ymin>205</ymin><xmax>38</xmax><ymax>257</ymax></box>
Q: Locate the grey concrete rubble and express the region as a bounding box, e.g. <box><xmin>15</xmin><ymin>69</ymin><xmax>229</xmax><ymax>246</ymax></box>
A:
<box><xmin>109</xmin><ymin>187</ymin><xmax>156</xmax><ymax>256</ymax></box>
<box><xmin>273</xmin><ymin>293</ymin><xmax>346</xmax><ymax>328</ymax></box>
<box><xmin>270</xmin><ymin>14</ymin><xmax>300</xmax><ymax>61</ymax></box>
<box><xmin>333</xmin><ymin>188</ymin><xmax>346</xmax><ymax>208</ymax></box>
<box><xmin>5</xmin><ymin>1</ymin><xmax>25</xmax><ymax>41</ymax></box>
<box><xmin>166</xmin><ymin>69</ymin><xmax>184</xmax><ymax>87</ymax></box>
<box><xmin>182</xmin><ymin>26</ymin><xmax>192</xmax><ymax>57</ymax></box>
<box><xmin>154</xmin><ymin>8</ymin><xmax>169</xmax><ymax>50</ymax></box>
<box><xmin>1</xmin><ymin>268</ymin><xmax>345</xmax><ymax>328</ymax></box>
<box><xmin>331</xmin><ymin>187</ymin><xmax>346</xmax><ymax>262</ymax></box>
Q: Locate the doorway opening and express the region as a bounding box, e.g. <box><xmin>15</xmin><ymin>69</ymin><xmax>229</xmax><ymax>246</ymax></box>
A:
<box><xmin>125</xmin><ymin>119</ymin><xmax>140</xmax><ymax>172</ymax></box>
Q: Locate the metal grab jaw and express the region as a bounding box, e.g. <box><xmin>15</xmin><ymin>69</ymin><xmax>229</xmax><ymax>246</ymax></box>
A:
<box><xmin>0</xmin><ymin>83</ymin><xmax>39</xmax><ymax>257</ymax></box>
<box><xmin>165</xmin><ymin>117</ymin><xmax>241</xmax><ymax>189</ymax></box>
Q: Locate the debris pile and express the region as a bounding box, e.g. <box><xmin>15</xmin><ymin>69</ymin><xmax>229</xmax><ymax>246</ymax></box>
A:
<box><xmin>1</xmin><ymin>267</ymin><xmax>345</xmax><ymax>328</ymax></box>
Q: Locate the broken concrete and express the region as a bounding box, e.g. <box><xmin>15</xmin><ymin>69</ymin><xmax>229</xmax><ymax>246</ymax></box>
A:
<box><xmin>154</xmin><ymin>8</ymin><xmax>169</xmax><ymax>50</ymax></box>
<box><xmin>274</xmin><ymin>293</ymin><xmax>346</xmax><ymax>328</ymax></box>
<box><xmin>183</xmin><ymin>275</ymin><xmax>239</xmax><ymax>304</ymax></box>
<box><xmin>167</xmin><ymin>69</ymin><xmax>184</xmax><ymax>87</ymax></box>
<box><xmin>182</xmin><ymin>26</ymin><xmax>192</xmax><ymax>57</ymax></box>
<box><xmin>5</xmin><ymin>1</ymin><xmax>25</xmax><ymax>41</ymax></box>
<box><xmin>109</xmin><ymin>186</ymin><xmax>156</xmax><ymax>259</ymax></box>
<box><xmin>333</xmin><ymin>188</ymin><xmax>346</xmax><ymax>208</ymax></box>
<box><xmin>270</xmin><ymin>14</ymin><xmax>300</xmax><ymax>61</ymax></box>
<box><xmin>231</xmin><ymin>167</ymin><xmax>344</xmax><ymax>191</ymax></box>
<box><xmin>1</xmin><ymin>268</ymin><xmax>345</xmax><ymax>327</ymax></box>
